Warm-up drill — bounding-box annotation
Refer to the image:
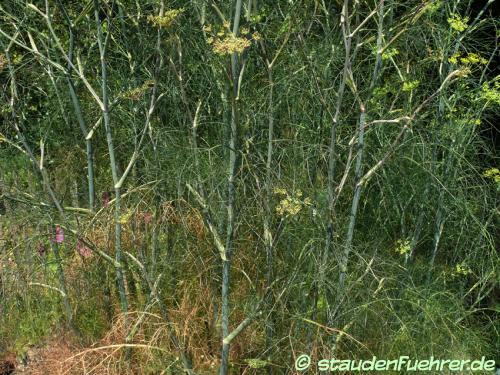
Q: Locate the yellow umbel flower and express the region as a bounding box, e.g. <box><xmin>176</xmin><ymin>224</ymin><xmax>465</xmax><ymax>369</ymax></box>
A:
<box><xmin>273</xmin><ymin>188</ymin><xmax>287</xmax><ymax>195</ymax></box>
<box><xmin>147</xmin><ymin>8</ymin><xmax>184</xmax><ymax>28</ymax></box>
<box><xmin>252</xmin><ymin>31</ymin><xmax>262</xmax><ymax>42</ymax></box>
<box><xmin>480</xmin><ymin>77</ymin><xmax>500</xmax><ymax>106</ymax></box>
<box><xmin>447</xmin><ymin>13</ymin><xmax>469</xmax><ymax>32</ymax></box>
<box><xmin>205</xmin><ymin>22</ymin><xmax>262</xmax><ymax>55</ymax></box>
<box><xmin>212</xmin><ymin>36</ymin><xmax>251</xmax><ymax>55</ymax></box>
<box><xmin>274</xmin><ymin>188</ymin><xmax>313</xmax><ymax>218</ymax></box>
<box><xmin>483</xmin><ymin>167</ymin><xmax>500</xmax><ymax>183</ymax></box>
<box><xmin>381</xmin><ymin>48</ymin><xmax>399</xmax><ymax>61</ymax></box>
<box><xmin>449</xmin><ymin>52</ymin><xmax>488</xmax><ymax>66</ymax></box>
<box><xmin>423</xmin><ymin>0</ymin><xmax>442</xmax><ymax>13</ymax></box>
<box><xmin>394</xmin><ymin>239</ymin><xmax>411</xmax><ymax>255</ymax></box>
<box><xmin>402</xmin><ymin>80</ymin><xmax>420</xmax><ymax>92</ymax></box>
<box><xmin>453</xmin><ymin>262</ymin><xmax>472</xmax><ymax>277</ymax></box>
<box><xmin>448</xmin><ymin>52</ymin><xmax>460</xmax><ymax>65</ymax></box>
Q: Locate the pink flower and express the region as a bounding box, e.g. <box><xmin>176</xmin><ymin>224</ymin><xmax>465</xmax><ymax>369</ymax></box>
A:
<box><xmin>55</xmin><ymin>225</ymin><xmax>64</xmax><ymax>243</ymax></box>
<box><xmin>77</xmin><ymin>239</ymin><xmax>93</xmax><ymax>258</ymax></box>
<box><xmin>143</xmin><ymin>212</ymin><xmax>153</xmax><ymax>224</ymax></box>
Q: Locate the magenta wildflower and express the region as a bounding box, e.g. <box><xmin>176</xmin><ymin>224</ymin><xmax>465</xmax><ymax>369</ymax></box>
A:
<box><xmin>143</xmin><ymin>212</ymin><xmax>153</xmax><ymax>224</ymax></box>
<box><xmin>77</xmin><ymin>239</ymin><xmax>93</xmax><ymax>258</ymax></box>
<box><xmin>54</xmin><ymin>225</ymin><xmax>64</xmax><ymax>243</ymax></box>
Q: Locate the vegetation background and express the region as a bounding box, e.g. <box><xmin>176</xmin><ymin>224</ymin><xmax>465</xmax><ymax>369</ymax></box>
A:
<box><xmin>0</xmin><ymin>0</ymin><xmax>498</xmax><ymax>374</ymax></box>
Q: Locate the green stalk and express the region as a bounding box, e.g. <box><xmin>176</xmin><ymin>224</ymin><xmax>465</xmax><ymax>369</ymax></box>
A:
<box><xmin>220</xmin><ymin>1</ymin><xmax>243</xmax><ymax>373</ymax></box>
<box><xmin>332</xmin><ymin>0</ymin><xmax>385</xmax><ymax>336</ymax></box>
<box><xmin>323</xmin><ymin>0</ymin><xmax>353</xmax><ymax>328</ymax></box>
<box><xmin>337</xmin><ymin>110</ymin><xmax>366</xmax><ymax>299</ymax></box>
<box><xmin>54</xmin><ymin>0</ymin><xmax>96</xmax><ymax>210</ymax></box>
<box><xmin>93</xmin><ymin>0</ymin><xmax>128</xmax><ymax>316</ymax></box>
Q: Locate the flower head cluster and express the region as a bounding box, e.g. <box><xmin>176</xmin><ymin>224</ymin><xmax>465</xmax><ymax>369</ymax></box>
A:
<box><xmin>273</xmin><ymin>188</ymin><xmax>312</xmax><ymax>218</ymax></box>
<box><xmin>449</xmin><ymin>52</ymin><xmax>487</xmax><ymax>66</ymax></box>
<box><xmin>423</xmin><ymin>0</ymin><xmax>442</xmax><ymax>14</ymax></box>
<box><xmin>119</xmin><ymin>208</ymin><xmax>134</xmax><ymax>224</ymax></box>
<box><xmin>147</xmin><ymin>8</ymin><xmax>184</xmax><ymax>28</ymax></box>
<box><xmin>447</xmin><ymin>13</ymin><xmax>469</xmax><ymax>32</ymax></box>
<box><xmin>372</xmin><ymin>86</ymin><xmax>390</xmax><ymax>98</ymax></box>
<box><xmin>483</xmin><ymin>167</ymin><xmax>500</xmax><ymax>183</ymax></box>
<box><xmin>402</xmin><ymin>80</ymin><xmax>420</xmax><ymax>92</ymax></box>
<box><xmin>54</xmin><ymin>225</ymin><xmax>64</xmax><ymax>244</ymax></box>
<box><xmin>394</xmin><ymin>239</ymin><xmax>411</xmax><ymax>255</ymax></box>
<box><xmin>77</xmin><ymin>239</ymin><xmax>93</xmax><ymax>258</ymax></box>
<box><xmin>453</xmin><ymin>262</ymin><xmax>471</xmax><ymax>277</ymax></box>
<box><xmin>204</xmin><ymin>23</ymin><xmax>261</xmax><ymax>56</ymax></box>
<box><xmin>381</xmin><ymin>48</ymin><xmax>399</xmax><ymax>61</ymax></box>
<box><xmin>212</xmin><ymin>36</ymin><xmax>251</xmax><ymax>55</ymax></box>
<box><xmin>456</xmin><ymin>67</ymin><xmax>472</xmax><ymax>78</ymax></box>
<box><xmin>483</xmin><ymin>167</ymin><xmax>500</xmax><ymax>191</ymax></box>
<box><xmin>251</xmin><ymin>31</ymin><xmax>262</xmax><ymax>42</ymax></box>
<box><xmin>480</xmin><ymin>76</ymin><xmax>500</xmax><ymax>106</ymax></box>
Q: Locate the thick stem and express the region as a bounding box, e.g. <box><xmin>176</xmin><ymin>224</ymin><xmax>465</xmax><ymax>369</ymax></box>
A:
<box><xmin>55</xmin><ymin>0</ymin><xmax>95</xmax><ymax>210</ymax></box>
<box><xmin>337</xmin><ymin>110</ymin><xmax>366</xmax><ymax>299</ymax></box>
<box><xmin>114</xmin><ymin>188</ymin><xmax>128</xmax><ymax>313</ymax></box>
<box><xmin>94</xmin><ymin>0</ymin><xmax>128</xmax><ymax>316</ymax></box>
<box><xmin>332</xmin><ymin>1</ymin><xmax>385</xmax><ymax>330</ymax></box>
<box><xmin>219</xmin><ymin>1</ymin><xmax>243</xmax><ymax>373</ymax></box>
<box><xmin>220</xmin><ymin>260</ymin><xmax>231</xmax><ymax>375</ymax></box>
<box><xmin>68</xmin><ymin>80</ymin><xmax>96</xmax><ymax>211</ymax></box>
<box><xmin>322</xmin><ymin>0</ymin><xmax>352</xmax><ymax>329</ymax></box>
